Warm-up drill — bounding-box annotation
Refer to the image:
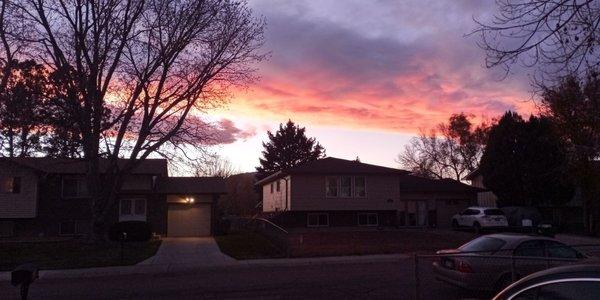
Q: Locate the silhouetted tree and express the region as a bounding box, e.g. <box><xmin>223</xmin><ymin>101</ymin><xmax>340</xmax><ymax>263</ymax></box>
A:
<box><xmin>0</xmin><ymin>60</ymin><xmax>49</xmax><ymax>157</ymax></box>
<box><xmin>398</xmin><ymin>113</ymin><xmax>489</xmax><ymax>180</ymax></box>
<box><xmin>479</xmin><ymin>111</ymin><xmax>573</xmax><ymax>207</ymax></box>
<box><xmin>474</xmin><ymin>0</ymin><xmax>600</xmax><ymax>83</ymax></box>
<box><xmin>541</xmin><ymin>74</ymin><xmax>600</xmax><ymax>232</ymax></box>
<box><xmin>194</xmin><ymin>154</ymin><xmax>238</xmax><ymax>178</ymax></box>
<box><xmin>2</xmin><ymin>0</ymin><xmax>266</xmax><ymax>241</ymax></box>
<box><xmin>256</xmin><ymin>120</ymin><xmax>325</xmax><ymax>180</ymax></box>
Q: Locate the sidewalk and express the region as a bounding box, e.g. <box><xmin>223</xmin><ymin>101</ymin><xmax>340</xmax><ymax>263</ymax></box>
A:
<box><xmin>0</xmin><ymin>253</ymin><xmax>409</xmax><ymax>282</ymax></box>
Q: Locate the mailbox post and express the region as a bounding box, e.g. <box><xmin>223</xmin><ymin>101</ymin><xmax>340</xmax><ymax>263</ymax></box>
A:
<box><xmin>11</xmin><ymin>263</ymin><xmax>38</xmax><ymax>300</ymax></box>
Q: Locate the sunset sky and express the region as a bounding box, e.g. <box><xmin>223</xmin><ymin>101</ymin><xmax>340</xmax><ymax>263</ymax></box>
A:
<box><xmin>210</xmin><ymin>0</ymin><xmax>537</xmax><ymax>172</ymax></box>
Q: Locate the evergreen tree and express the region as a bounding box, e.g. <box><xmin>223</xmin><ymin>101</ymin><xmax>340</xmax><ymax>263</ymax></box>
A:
<box><xmin>256</xmin><ymin>120</ymin><xmax>325</xmax><ymax>179</ymax></box>
<box><xmin>479</xmin><ymin>111</ymin><xmax>573</xmax><ymax>207</ymax></box>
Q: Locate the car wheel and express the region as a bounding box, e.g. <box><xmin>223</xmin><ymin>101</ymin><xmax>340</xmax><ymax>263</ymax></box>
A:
<box><xmin>495</xmin><ymin>273</ymin><xmax>514</xmax><ymax>292</ymax></box>
<box><xmin>473</xmin><ymin>222</ymin><xmax>481</xmax><ymax>233</ymax></box>
<box><xmin>452</xmin><ymin>219</ymin><xmax>459</xmax><ymax>229</ymax></box>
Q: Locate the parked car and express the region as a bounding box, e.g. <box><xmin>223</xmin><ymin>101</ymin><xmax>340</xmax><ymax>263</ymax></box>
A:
<box><xmin>432</xmin><ymin>233</ymin><xmax>589</xmax><ymax>292</ymax></box>
<box><xmin>452</xmin><ymin>206</ymin><xmax>508</xmax><ymax>231</ymax></box>
<box><xmin>493</xmin><ymin>264</ymin><xmax>600</xmax><ymax>300</ymax></box>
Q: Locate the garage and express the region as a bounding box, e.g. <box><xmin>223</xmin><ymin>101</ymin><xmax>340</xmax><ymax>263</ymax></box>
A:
<box><xmin>167</xmin><ymin>203</ymin><xmax>212</xmax><ymax>237</ymax></box>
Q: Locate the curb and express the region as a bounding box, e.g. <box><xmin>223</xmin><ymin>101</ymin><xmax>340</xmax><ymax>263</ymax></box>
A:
<box><xmin>0</xmin><ymin>253</ymin><xmax>409</xmax><ymax>282</ymax></box>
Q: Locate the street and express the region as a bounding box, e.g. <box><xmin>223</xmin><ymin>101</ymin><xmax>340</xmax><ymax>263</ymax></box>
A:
<box><xmin>0</xmin><ymin>260</ymin><xmax>486</xmax><ymax>300</ymax></box>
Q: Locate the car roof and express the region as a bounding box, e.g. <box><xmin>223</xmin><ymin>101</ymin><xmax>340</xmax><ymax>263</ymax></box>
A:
<box><xmin>482</xmin><ymin>233</ymin><xmax>556</xmax><ymax>243</ymax></box>
<box><xmin>494</xmin><ymin>264</ymin><xmax>600</xmax><ymax>299</ymax></box>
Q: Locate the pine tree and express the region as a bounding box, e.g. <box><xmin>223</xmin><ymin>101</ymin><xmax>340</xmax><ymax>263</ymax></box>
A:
<box><xmin>256</xmin><ymin>120</ymin><xmax>325</xmax><ymax>179</ymax></box>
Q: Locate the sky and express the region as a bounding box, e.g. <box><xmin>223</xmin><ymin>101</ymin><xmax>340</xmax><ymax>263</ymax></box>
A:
<box><xmin>208</xmin><ymin>0</ymin><xmax>537</xmax><ymax>173</ymax></box>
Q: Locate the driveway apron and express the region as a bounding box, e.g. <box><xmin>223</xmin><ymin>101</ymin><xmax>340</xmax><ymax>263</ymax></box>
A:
<box><xmin>138</xmin><ymin>237</ymin><xmax>236</xmax><ymax>267</ymax></box>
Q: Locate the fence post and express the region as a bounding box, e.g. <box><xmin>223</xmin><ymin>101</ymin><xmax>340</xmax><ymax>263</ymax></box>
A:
<box><xmin>511</xmin><ymin>255</ymin><xmax>516</xmax><ymax>282</ymax></box>
<box><xmin>414</xmin><ymin>254</ymin><xmax>420</xmax><ymax>300</ymax></box>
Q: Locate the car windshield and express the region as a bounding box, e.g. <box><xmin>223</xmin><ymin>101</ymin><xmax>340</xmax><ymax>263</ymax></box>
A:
<box><xmin>459</xmin><ymin>237</ymin><xmax>506</xmax><ymax>252</ymax></box>
<box><xmin>484</xmin><ymin>209</ymin><xmax>504</xmax><ymax>216</ymax></box>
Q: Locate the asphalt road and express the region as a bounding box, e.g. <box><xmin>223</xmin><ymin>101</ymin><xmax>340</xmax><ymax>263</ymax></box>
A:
<box><xmin>0</xmin><ymin>260</ymin><xmax>490</xmax><ymax>300</ymax></box>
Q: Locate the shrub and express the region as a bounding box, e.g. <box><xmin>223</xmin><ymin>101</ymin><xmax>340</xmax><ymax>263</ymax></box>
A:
<box><xmin>108</xmin><ymin>221</ymin><xmax>153</xmax><ymax>242</ymax></box>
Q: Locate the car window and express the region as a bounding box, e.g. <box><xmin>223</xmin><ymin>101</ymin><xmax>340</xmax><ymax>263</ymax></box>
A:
<box><xmin>545</xmin><ymin>241</ymin><xmax>581</xmax><ymax>259</ymax></box>
<box><xmin>484</xmin><ymin>209</ymin><xmax>505</xmax><ymax>216</ymax></box>
<box><xmin>462</xmin><ymin>209</ymin><xmax>479</xmax><ymax>215</ymax></box>
<box><xmin>459</xmin><ymin>237</ymin><xmax>506</xmax><ymax>252</ymax></box>
<box><xmin>535</xmin><ymin>281</ymin><xmax>600</xmax><ymax>300</ymax></box>
<box><xmin>512</xmin><ymin>286</ymin><xmax>538</xmax><ymax>300</ymax></box>
<box><xmin>514</xmin><ymin>240</ymin><xmax>545</xmax><ymax>257</ymax></box>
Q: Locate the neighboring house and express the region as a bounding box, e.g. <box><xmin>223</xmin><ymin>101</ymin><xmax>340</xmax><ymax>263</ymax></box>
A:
<box><xmin>256</xmin><ymin>157</ymin><xmax>482</xmax><ymax>229</ymax></box>
<box><xmin>0</xmin><ymin>158</ymin><xmax>226</xmax><ymax>237</ymax></box>
<box><xmin>464</xmin><ymin>168</ymin><xmax>498</xmax><ymax>207</ymax></box>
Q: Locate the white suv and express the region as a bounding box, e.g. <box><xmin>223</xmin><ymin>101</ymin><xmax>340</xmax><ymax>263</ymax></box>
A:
<box><xmin>452</xmin><ymin>206</ymin><xmax>508</xmax><ymax>231</ymax></box>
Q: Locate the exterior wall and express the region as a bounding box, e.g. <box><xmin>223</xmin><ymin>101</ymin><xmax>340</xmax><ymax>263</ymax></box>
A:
<box><xmin>398</xmin><ymin>191</ymin><xmax>475</xmax><ymax>228</ymax></box>
<box><xmin>121</xmin><ymin>175</ymin><xmax>153</xmax><ymax>190</ymax></box>
<box><xmin>167</xmin><ymin>194</ymin><xmax>213</xmax><ymax>204</ymax></box>
<box><xmin>470</xmin><ymin>174</ymin><xmax>498</xmax><ymax>207</ymax></box>
<box><xmin>289</xmin><ymin>174</ymin><xmax>401</xmax><ymax>211</ymax></box>
<box><xmin>0</xmin><ymin>161</ymin><xmax>38</xmax><ymax>218</ymax></box>
<box><xmin>262</xmin><ymin>176</ymin><xmax>290</xmax><ymax>212</ymax></box>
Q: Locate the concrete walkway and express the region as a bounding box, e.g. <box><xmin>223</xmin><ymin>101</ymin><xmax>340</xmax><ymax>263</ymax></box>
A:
<box><xmin>138</xmin><ymin>237</ymin><xmax>236</xmax><ymax>266</ymax></box>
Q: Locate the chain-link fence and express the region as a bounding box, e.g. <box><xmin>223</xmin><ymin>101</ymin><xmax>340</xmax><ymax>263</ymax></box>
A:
<box><xmin>413</xmin><ymin>244</ymin><xmax>600</xmax><ymax>300</ymax></box>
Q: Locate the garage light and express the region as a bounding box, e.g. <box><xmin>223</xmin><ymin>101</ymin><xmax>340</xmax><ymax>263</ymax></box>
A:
<box><xmin>186</xmin><ymin>197</ymin><xmax>195</xmax><ymax>203</ymax></box>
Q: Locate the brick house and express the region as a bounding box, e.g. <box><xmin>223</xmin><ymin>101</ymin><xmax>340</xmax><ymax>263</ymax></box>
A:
<box><xmin>0</xmin><ymin>158</ymin><xmax>226</xmax><ymax>237</ymax></box>
<box><xmin>256</xmin><ymin>157</ymin><xmax>482</xmax><ymax>229</ymax></box>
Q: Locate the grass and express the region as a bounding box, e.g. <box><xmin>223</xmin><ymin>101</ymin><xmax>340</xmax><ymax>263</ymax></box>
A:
<box><xmin>0</xmin><ymin>239</ymin><xmax>162</xmax><ymax>271</ymax></box>
<box><xmin>215</xmin><ymin>230</ymin><xmax>285</xmax><ymax>260</ymax></box>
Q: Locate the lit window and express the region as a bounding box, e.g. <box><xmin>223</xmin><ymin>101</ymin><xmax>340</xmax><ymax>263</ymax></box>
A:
<box><xmin>0</xmin><ymin>177</ymin><xmax>20</xmax><ymax>194</ymax></box>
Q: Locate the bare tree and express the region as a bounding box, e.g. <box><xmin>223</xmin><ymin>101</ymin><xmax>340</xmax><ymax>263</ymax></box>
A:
<box><xmin>3</xmin><ymin>0</ymin><xmax>265</xmax><ymax>241</ymax></box>
<box><xmin>398</xmin><ymin>113</ymin><xmax>489</xmax><ymax>181</ymax></box>
<box><xmin>193</xmin><ymin>154</ymin><xmax>238</xmax><ymax>178</ymax></box>
<box><xmin>473</xmin><ymin>0</ymin><xmax>600</xmax><ymax>83</ymax></box>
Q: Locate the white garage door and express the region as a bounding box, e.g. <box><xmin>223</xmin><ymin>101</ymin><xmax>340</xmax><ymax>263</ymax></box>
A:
<box><xmin>167</xmin><ymin>203</ymin><xmax>212</xmax><ymax>237</ymax></box>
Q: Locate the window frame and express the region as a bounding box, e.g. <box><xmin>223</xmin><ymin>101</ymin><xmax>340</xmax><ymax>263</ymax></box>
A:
<box><xmin>276</xmin><ymin>180</ymin><xmax>280</xmax><ymax>192</ymax></box>
<box><xmin>325</xmin><ymin>177</ymin><xmax>339</xmax><ymax>198</ymax></box>
<box><xmin>59</xmin><ymin>221</ymin><xmax>78</xmax><ymax>236</ymax></box>
<box><xmin>61</xmin><ymin>177</ymin><xmax>89</xmax><ymax>199</ymax></box>
<box><xmin>307</xmin><ymin>213</ymin><xmax>329</xmax><ymax>227</ymax></box>
<box><xmin>339</xmin><ymin>176</ymin><xmax>352</xmax><ymax>197</ymax></box>
<box><xmin>119</xmin><ymin>198</ymin><xmax>147</xmax><ymax>222</ymax></box>
<box><xmin>357</xmin><ymin>213</ymin><xmax>378</xmax><ymax>227</ymax></box>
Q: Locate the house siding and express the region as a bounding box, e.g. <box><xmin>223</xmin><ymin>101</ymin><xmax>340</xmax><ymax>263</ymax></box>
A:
<box><xmin>288</xmin><ymin>174</ymin><xmax>401</xmax><ymax>211</ymax></box>
<box><xmin>469</xmin><ymin>174</ymin><xmax>498</xmax><ymax>207</ymax></box>
<box><xmin>262</xmin><ymin>176</ymin><xmax>289</xmax><ymax>212</ymax></box>
<box><xmin>0</xmin><ymin>161</ymin><xmax>38</xmax><ymax>218</ymax></box>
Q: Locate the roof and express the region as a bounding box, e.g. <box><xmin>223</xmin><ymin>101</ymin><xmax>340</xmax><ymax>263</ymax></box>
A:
<box><xmin>398</xmin><ymin>176</ymin><xmax>485</xmax><ymax>193</ymax></box>
<box><xmin>158</xmin><ymin>177</ymin><xmax>227</xmax><ymax>194</ymax></box>
<box><xmin>256</xmin><ymin>157</ymin><xmax>410</xmax><ymax>185</ymax></box>
<box><xmin>0</xmin><ymin>157</ymin><xmax>168</xmax><ymax>175</ymax></box>
<box><xmin>463</xmin><ymin>168</ymin><xmax>481</xmax><ymax>180</ymax></box>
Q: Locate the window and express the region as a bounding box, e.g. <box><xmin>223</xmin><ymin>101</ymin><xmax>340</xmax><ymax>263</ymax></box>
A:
<box><xmin>535</xmin><ymin>281</ymin><xmax>600</xmax><ymax>300</ymax></box>
<box><xmin>62</xmin><ymin>177</ymin><xmax>89</xmax><ymax>198</ymax></box>
<box><xmin>545</xmin><ymin>241</ymin><xmax>582</xmax><ymax>259</ymax></box>
<box><xmin>340</xmin><ymin>176</ymin><xmax>352</xmax><ymax>197</ymax></box>
<box><xmin>276</xmin><ymin>180</ymin><xmax>280</xmax><ymax>192</ymax></box>
<box><xmin>514</xmin><ymin>240</ymin><xmax>545</xmax><ymax>257</ymax></box>
<box><xmin>119</xmin><ymin>199</ymin><xmax>146</xmax><ymax>221</ymax></box>
<box><xmin>354</xmin><ymin>176</ymin><xmax>366</xmax><ymax>197</ymax></box>
<box><xmin>459</xmin><ymin>237</ymin><xmax>507</xmax><ymax>253</ymax></box>
<box><xmin>484</xmin><ymin>209</ymin><xmax>505</xmax><ymax>216</ymax></box>
<box><xmin>326</xmin><ymin>177</ymin><xmax>338</xmax><ymax>197</ymax></box>
<box><xmin>358</xmin><ymin>213</ymin><xmax>378</xmax><ymax>226</ymax></box>
<box><xmin>0</xmin><ymin>177</ymin><xmax>20</xmax><ymax>193</ymax></box>
<box><xmin>270</xmin><ymin>183</ymin><xmax>274</xmax><ymax>193</ymax></box>
<box><xmin>307</xmin><ymin>213</ymin><xmax>329</xmax><ymax>227</ymax></box>
<box><xmin>461</xmin><ymin>209</ymin><xmax>479</xmax><ymax>216</ymax></box>
<box><xmin>59</xmin><ymin>221</ymin><xmax>77</xmax><ymax>235</ymax></box>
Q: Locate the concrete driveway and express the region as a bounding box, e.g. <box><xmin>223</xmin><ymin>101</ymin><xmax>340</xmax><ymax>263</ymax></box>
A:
<box><xmin>138</xmin><ymin>237</ymin><xmax>236</xmax><ymax>267</ymax></box>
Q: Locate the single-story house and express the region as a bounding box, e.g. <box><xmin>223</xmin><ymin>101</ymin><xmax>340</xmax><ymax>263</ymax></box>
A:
<box><xmin>464</xmin><ymin>168</ymin><xmax>498</xmax><ymax>207</ymax></box>
<box><xmin>256</xmin><ymin>157</ymin><xmax>483</xmax><ymax>229</ymax></box>
<box><xmin>0</xmin><ymin>157</ymin><xmax>226</xmax><ymax>237</ymax></box>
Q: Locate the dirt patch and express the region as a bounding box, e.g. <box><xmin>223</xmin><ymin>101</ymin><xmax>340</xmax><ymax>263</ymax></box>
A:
<box><xmin>288</xmin><ymin>229</ymin><xmax>478</xmax><ymax>257</ymax></box>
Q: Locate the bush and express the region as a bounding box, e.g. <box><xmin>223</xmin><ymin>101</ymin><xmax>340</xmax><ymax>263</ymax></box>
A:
<box><xmin>108</xmin><ymin>221</ymin><xmax>153</xmax><ymax>242</ymax></box>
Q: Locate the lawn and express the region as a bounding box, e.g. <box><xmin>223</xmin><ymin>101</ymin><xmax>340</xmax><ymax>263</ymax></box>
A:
<box><xmin>0</xmin><ymin>239</ymin><xmax>161</xmax><ymax>271</ymax></box>
<box><xmin>287</xmin><ymin>229</ymin><xmax>478</xmax><ymax>257</ymax></box>
<box><xmin>215</xmin><ymin>230</ymin><xmax>285</xmax><ymax>259</ymax></box>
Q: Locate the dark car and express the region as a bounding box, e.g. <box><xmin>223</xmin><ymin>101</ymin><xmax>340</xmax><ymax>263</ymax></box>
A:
<box><xmin>493</xmin><ymin>264</ymin><xmax>600</xmax><ymax>300</ymax></box>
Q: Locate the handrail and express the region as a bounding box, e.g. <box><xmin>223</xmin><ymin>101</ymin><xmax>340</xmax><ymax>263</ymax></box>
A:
<box><xmin>253</xmin><ymin>217</ymin><xmax>289</xmax><ymax>234</ymax></box>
